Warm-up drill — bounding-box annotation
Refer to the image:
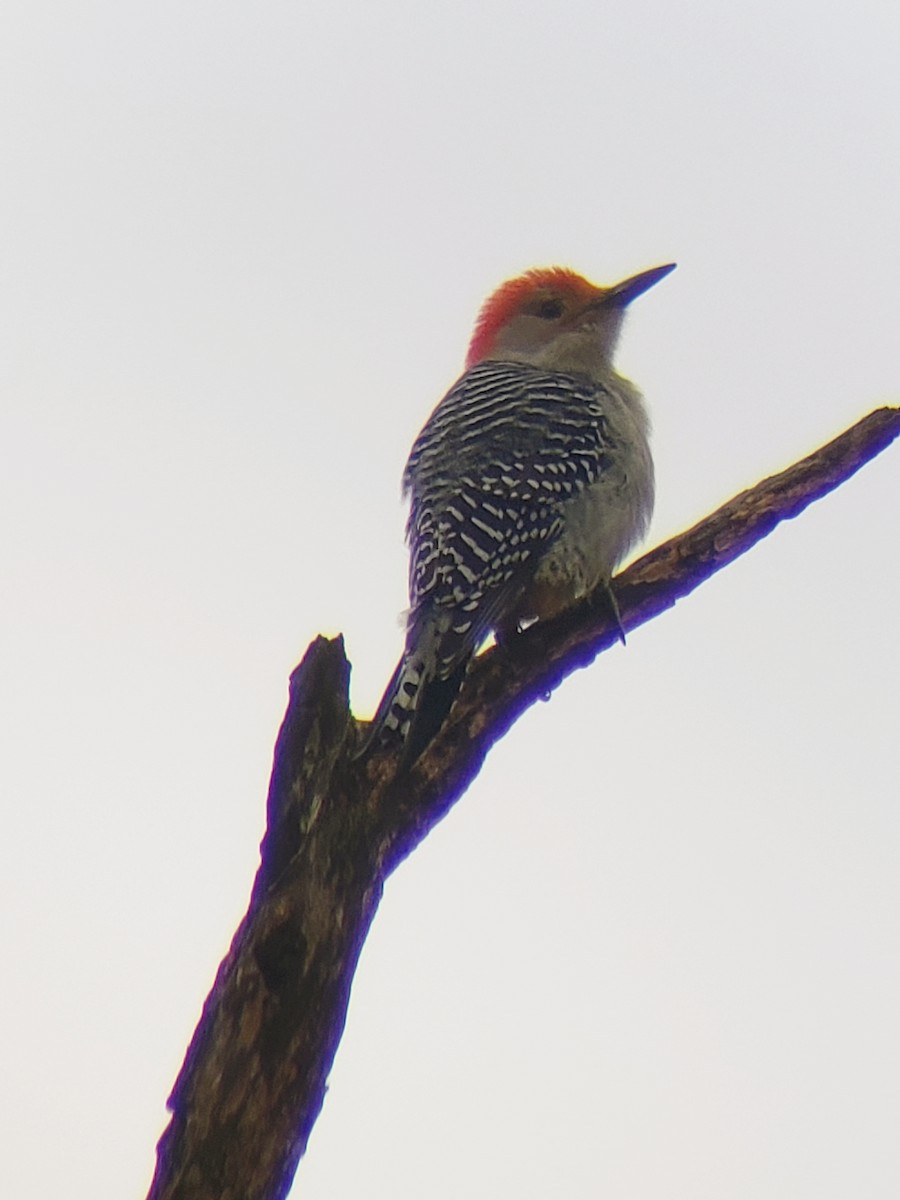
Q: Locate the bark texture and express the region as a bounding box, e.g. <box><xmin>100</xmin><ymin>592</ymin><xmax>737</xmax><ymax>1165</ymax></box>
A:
<box><xmin>148</xmin><ymin>407</ymin><xmax>899</xmax><ymax>1200</ymax></box>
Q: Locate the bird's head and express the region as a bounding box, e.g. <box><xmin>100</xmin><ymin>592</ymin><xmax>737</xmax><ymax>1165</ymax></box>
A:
<box><xmin>466</xmin><ymin>263</ymin><xmax>675</xmax><ymax>373</ymax></box>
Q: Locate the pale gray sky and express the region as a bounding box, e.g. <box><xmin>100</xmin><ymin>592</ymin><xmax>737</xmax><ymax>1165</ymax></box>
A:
<box><xmin>1</xmin><ymin>2</ymin><xmax>898</xmax><ymax>1197</ymax></box>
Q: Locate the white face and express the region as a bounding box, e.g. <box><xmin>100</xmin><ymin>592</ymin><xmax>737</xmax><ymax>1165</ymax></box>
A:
<box><xmin>486</xmin><ymin>289</ymin><xmax>627</xmax><ymax>370</ymax></box>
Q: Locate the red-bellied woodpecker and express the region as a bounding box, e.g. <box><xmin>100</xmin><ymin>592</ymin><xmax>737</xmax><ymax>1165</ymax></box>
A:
<box><xmin>369</xmin><ymin>262</ymin><xmax>675</xmax><ymax>763</ymax></box>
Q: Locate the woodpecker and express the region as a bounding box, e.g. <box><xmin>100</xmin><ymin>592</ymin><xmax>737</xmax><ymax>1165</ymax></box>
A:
<box><xmin>369</xmin><ymin>262</ymin><xmax>675</xmax><ymax>763</ymax></box>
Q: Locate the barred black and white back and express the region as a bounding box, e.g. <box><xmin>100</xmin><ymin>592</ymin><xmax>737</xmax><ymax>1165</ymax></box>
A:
<box><xmin>368</xmin><ymin>359</ymin><xmax>650</xmax><ymax>763</ymax></box>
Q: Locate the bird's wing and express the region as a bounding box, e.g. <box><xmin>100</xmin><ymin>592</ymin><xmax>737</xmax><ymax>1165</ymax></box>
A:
<box><xmin>403</xmin><ymin>360</ymin><xmax>613</xmax><ymax>679</ymax></box>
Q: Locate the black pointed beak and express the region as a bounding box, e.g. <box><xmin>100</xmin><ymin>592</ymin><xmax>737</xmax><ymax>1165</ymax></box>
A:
<box><xmin>605</xmin><ymin>262</ymin><xmax>677</xmax><ymax>307</ymax></box>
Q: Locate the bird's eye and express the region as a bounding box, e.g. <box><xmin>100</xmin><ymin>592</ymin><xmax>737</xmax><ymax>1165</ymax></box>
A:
<box><xmin>534</xmin><ymin>298</ymin><xmax>565</xmax><ymax>320</ymax></box>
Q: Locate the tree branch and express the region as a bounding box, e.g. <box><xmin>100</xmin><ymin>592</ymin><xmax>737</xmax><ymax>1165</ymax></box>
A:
<box><xmin>147</xmin><ymin>406</ymin><xmax>899</xmax><ymax>1200</ymax></box>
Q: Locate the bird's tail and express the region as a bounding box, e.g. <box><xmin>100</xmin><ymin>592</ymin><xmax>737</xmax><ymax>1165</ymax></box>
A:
<box><xmin>362</xmin><ymin>628</ymin><xmax>470</xmax><ymax>766</ymax></box>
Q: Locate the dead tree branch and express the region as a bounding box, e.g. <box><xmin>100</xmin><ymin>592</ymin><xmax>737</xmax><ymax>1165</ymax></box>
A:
<box><xmin>148</xmin><ymin>406</ymin><xmax>899</xmax><ymax>1200</ymax></box>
